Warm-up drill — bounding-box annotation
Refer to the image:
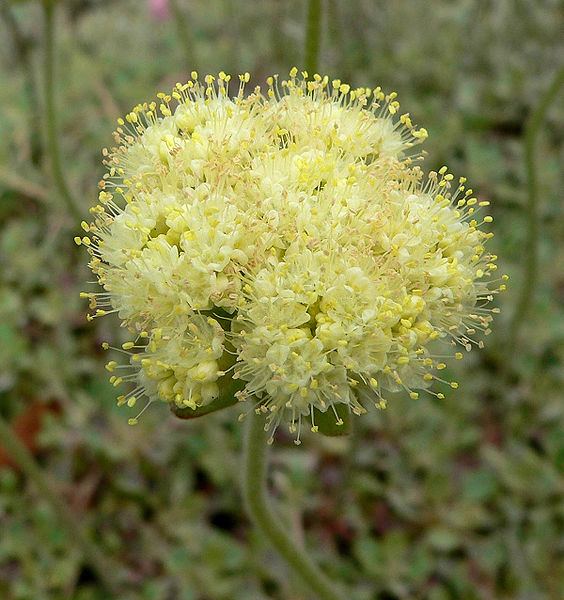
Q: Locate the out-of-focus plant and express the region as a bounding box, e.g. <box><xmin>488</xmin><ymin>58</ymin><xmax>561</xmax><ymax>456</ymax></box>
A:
<box><xmin>0</xmin><ymin>405</ymin><xmax>123</xmax><ymax>595</ymax></box>
<box><xmin>508</xmin><ymin>63</ymin><xmax>564</xmax><ymax>349</ymax></box>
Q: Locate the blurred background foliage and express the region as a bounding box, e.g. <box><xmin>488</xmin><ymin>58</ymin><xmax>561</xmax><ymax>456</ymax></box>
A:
<box><xmin>0</xmin><ymin>0</ymin><xmax>564</xmax><ymax>598</ymax></box>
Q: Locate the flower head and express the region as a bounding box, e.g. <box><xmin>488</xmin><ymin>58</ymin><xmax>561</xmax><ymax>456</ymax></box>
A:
<box><xmin>78</xmin><ymin>70</ymin><xmax>505</xmax><ymax>442</ymax></box>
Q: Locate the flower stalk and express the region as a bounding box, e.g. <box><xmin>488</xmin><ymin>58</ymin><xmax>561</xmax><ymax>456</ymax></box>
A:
<box><xmin>43</xmin><ymin>0</ymin><xmax>81</xmax><ymax>220</ymax></box>
<box><xmin>509</xmin><ymin>63</ymin><xmax>564</xmax><ymax>347</ymax></box>
<box><xmin>242</xmin><ymin>408</ymin><xmax>343</xmax><ymax>600</ymax></box>
<box><xmin>169</xmin><ymin>0</ymin><xmax>198</xmax><ymax>73</ymax></box>
<box><xmin>305</xmin><ymin>0</ymin><xmax>322</xmax><ymax>75</ymax></box>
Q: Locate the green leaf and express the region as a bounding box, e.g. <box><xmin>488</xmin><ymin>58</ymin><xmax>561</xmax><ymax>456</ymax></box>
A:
<box><xmin>462</xmin><ymin>469</ymin><xmax>499</xmax><ymax>501</ymax></box>
<box><xmin>426</xmin><ymin>527</ymin><xmax>461</xmax><ymax>552</ymax></box>
<box><xmin>311</xmin><ymin>403</ymin><xmax>352</xmax><ymax>436</ymax></box>
<box><xmin>170</xmin><ymin>377</ymin><xmax>244</xmax><ymax>419</ymax></box>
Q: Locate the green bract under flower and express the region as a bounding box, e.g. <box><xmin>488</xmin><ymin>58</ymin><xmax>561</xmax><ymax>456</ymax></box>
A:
<box><xmin>78</xmin><ymin>69</ymin><xmax>505</xmax><ymax>443</ymax></box>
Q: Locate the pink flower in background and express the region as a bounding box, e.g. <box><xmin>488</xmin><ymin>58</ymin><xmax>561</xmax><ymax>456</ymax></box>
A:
<box><xmin>148</xmin><ymin>0</ymin><xmax>170</xmax><ymax>21</ymax></box>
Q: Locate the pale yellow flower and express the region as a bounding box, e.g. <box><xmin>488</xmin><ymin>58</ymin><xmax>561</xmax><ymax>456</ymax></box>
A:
<box><xmin>78</xmin><ymin>70</ymin><xmax>504</xmax><ymax>442</ymax></box>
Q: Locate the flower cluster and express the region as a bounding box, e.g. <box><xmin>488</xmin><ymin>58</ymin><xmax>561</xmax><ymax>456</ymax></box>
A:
<box><xmin>78</xmin><ymin>69</ymin><xmax>505</xmax><ymax>442</ymax></box>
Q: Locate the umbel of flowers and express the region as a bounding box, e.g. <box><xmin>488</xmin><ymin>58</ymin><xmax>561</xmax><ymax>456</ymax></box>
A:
<box><xmin>77</xmin><ymin>69</ymin><xmax>505</xmax><ymax>443</ymax></box>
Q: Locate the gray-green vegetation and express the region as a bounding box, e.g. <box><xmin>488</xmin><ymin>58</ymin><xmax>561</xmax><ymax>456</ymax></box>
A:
<box><xmin>0</xmin><ymin>0</ymin><xmax>563</xmax><ymax>598</ymax></box>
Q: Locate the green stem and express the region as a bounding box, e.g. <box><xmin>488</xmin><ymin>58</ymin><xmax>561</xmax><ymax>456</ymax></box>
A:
<box><xmin>0</xmin><ymin>412</ymin><xmax>122</xmax><ymax>595</ymax></box>
<box><xmin>43</xmin><ymin>1</ymin><xmax>81</xmax><ymax>221</ymax></box>
<box><xmin>326</xmin><ymin>0</ymin><xmax>348</xmax><ymax>79</ymax></box>
<box><xmin>242</xmin><ymin>409</ymin><xmax>343</xmax><ymax>600</ymax></box>
<box><xmin>509</xmin><ymin>64</ymin><xmax>564</xmax><ymax>347</ymax></box>
<box><xmin>305</xmin><ymin>0</ymin><xmax>322</xmax><ymax>75</ymax></box>
<box><xmin>169</xmin><ymin>0</ymin><xmax>198</xmax><ymax>72</ymax></box>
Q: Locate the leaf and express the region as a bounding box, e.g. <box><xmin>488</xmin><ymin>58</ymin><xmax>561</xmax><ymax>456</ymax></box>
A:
<box><xmin>311</xmin><ymin>403</ymin><xmax>352</xmax><ymax>436</ymax></box>
<box><xmin>426</xmin><ymin>527</ymin><xmax>461</xmax><ymax>552</ymax></box>
<box><xmin>462</xmin><ymin>469</ymin><xmax>499</xmax><ymax>501</ymax></box>
<box><xmin>170</xmin><ymin>377</ymin><xmax>244</xmax><ymax>419</ymax></box>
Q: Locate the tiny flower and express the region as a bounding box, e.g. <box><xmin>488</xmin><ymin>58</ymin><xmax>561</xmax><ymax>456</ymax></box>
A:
<box><xmin>80</xmin><ymin>71</ymin><xmax>504</xmax><ymax>442</ymax></box>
